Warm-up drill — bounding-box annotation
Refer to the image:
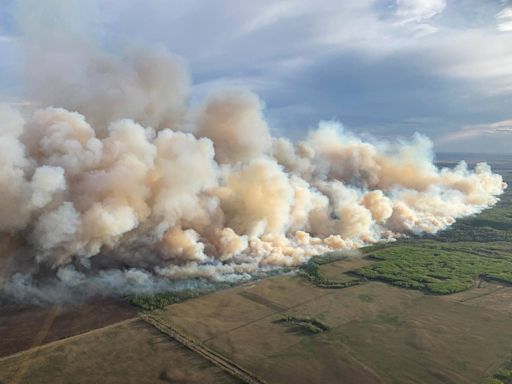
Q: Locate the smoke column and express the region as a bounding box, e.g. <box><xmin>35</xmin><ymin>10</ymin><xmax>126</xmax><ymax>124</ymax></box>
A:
<box><xmin>0</xmin><ymin>34</ymin><xmax>506</xmax><ymax>303</ymax></box>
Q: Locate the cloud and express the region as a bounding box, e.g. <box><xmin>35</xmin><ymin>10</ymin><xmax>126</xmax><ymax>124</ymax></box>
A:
<box><xmin>496</xmin><ymin>6</ymin><xmax>512</xmax><ymax>32</ymax></box>
<box><xmin>441</xmin><ymin>120</ymin><xmax>512</xmax><ymax>142</ymax></box>
<box><xmin>2</xmin><ymin>0</ymin><xmax>512</xmax><ymax>155</ymax></box>
<box><xmin>395</xmin><ymin>0</ymin><xmax>447</xmax><ymax>24</ymax></box>
<box><xmin>240</xmin><ymin>2</ymin><xmax>300</xmax><ymax>34</ymax></box>
<box><xmin>425</xmin><ymin>30</ymin><xmax>512</xmax><ymax>95</ymax></box>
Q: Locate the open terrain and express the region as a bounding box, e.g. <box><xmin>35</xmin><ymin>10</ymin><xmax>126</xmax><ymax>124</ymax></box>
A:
<box><xmin>0</xmin><ymin>318</ymin><xmax>242</xmax><ymax>384</ymax></box>
<box><xmin>0</xmin><ymin>298</ymin><xmax>137</xmax><ymax>358</ymax></box>
<box><xmin>150</xmin><ymin>273</ymin><xmax>512</xmax><ymax>384</ymax></box>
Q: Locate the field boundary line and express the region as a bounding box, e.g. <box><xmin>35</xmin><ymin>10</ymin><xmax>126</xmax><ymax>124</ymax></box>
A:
<box><xmin>458</xmin><ymin>286</ymin><xmax>506</xmax><ymax>303</ymax></box>
<box><xmin>0</xmin><ymin>317</ymin><xmax>138</xmax><ymax>363</ymax></box>
<box><xmin>140</xmin><ymin>313</ymin><xmax>268</xmax><ymax>384</ymax></box>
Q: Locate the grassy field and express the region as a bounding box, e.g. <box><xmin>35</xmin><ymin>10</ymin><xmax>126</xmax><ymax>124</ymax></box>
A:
<box><xmin>0</xmin><ymin>298</ymin><xmax>137</xmax><ymax>358</ymax></box>
<box><xmin>151</xmin><ymin>274</ymin><xmax>512</xmax><ymax>384</ymax></box>
<box><xmin>0</xmin><ymin>319</ymin><xmax>242</xmax><ymax>384</ymax></box>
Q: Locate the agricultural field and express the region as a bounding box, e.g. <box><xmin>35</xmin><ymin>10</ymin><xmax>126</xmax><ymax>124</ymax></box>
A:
<box><xmin>0</xmin><ymin>319</ymin><xmax>242</xmax><ymax>384</ymax></box>
<box><xmin>151</xmin><ymin>274</ymin><xmax>512</xmax><ymax>384</ymax></box>
<box><xmin>0</xmin><ymin>298</ymin><xmax>137</xmax><ymax>358</ymax></box>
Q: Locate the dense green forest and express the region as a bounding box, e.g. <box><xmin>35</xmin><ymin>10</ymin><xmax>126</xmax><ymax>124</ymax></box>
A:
<box><xmin>357</xmin><ymin>243</ymin><xmax>512</xmax><ymax>294</ymax></box>
<box><xmin>355</xmin><ymin>169</ymin><xmax>512</xmax><ymax>294</ymax></box>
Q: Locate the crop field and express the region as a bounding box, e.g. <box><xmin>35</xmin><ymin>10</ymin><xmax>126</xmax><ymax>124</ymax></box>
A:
<box><xmin>0</xmin><ymin>318</ymin><xmax>242</xmax><ymax>384</ymax></box>
<box><xmin>0</xmin><ymin>298</ymin><xmax>137</xmax><ymax>358</ymax></box>
<box><xmin>149</xmin><ymin>270</ymin><xmax>512</xmax><ymax>384</ymax></box>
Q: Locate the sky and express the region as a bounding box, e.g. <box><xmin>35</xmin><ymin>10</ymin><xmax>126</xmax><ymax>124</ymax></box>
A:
<box><xmin>0</xmin><ymin>0</ymin><xmax>511</xmax><ymax>153</ymax></box>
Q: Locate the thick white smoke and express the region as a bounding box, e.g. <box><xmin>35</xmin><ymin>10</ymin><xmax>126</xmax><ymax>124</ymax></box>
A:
<box><xmin>0</xmin><ymin>44</ymin><xmax>506</xmax><ymax>303</ymax></box>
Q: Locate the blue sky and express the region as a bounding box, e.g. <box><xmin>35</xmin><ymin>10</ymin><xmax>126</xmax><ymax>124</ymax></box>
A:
<box><xmin>1</xmin><ymin>0</ymin><xmax>512</xmax><ymax>153</ymax></box>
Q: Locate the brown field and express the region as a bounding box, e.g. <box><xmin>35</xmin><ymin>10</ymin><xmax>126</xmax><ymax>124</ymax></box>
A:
<box><xmin>448</xmin><ymin>284</ymin><xmax>512</xmax><ymax>312</ymax></box>
<box><xmin>0</xmin><ymin>318</ymin><xmax>242</xmax><ymax>384</ymax></box>
<box><xmin>318</xmin><ymin>256</ymin><xmax>374</xmax><ymax>282</ymax></box>
<box><xmin>152</xmin><ymin>267</ymin><xmax>512</xmax><ymax>384</ymax></box>
<box><xmin>2</xmin><ymin>257</ymin><xmax>512</xmax><ymax>383</ymax></box>
<box><xmin>0</xmin><ymin>298</ymin><xmax>138</xmax><ymax>358</ymax></box>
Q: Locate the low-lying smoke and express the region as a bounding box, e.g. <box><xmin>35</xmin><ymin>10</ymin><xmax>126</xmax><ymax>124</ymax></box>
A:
<box><xmin>0</xmin><ymin>45</ymin><xmax>506</xmax><ymax>303</ymax></box>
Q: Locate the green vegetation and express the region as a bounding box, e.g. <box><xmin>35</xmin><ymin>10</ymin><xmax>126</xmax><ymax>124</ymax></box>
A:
<box><xmin>299</xmin><ymin>255</ymin><xmax>364</xmax><ymax>288</ymax></box>
<box><xmin>484</xmin><ymin>361</ymin><xmax>512</xmax><ymax>384</ymax></box>
<box><xmin>356</xmin><ymin>243</ymin><xmax>512</xmax><ymax>294</ymax></box>
<box><xmin>309</xmin><ymin>251</ymin><xmax>349</xmax><ymax>265</ymax></box>
<box><xmin>276</xmin><ymin>315</ymin><xmax>330</xmax><ymax>334</ymax></box>
<box><xmin>485</xmin><ymin>379</ymin><xmax>506</xmax><ymax>384</ymax></box>
<box><xmin>127</xmin><ymin>290</ymin><xmax>201</xmax><ymax>311</ymax></box>
<box><xmin>300</xmin><ymin>259</ymin><xmax>363</xmax><ymax>288</ymax></box>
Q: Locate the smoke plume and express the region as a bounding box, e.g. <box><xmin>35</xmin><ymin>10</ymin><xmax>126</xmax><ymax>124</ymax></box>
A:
<box><xmin>0</xmin><ymin>42</ymin><xmax>506</xmax><ymax>303</ymax></box>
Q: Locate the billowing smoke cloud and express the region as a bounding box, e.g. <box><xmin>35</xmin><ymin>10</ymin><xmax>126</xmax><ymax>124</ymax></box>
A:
<box><xmin>26</xmin><ymin>42</ymin><xmax>190</xmax><ymax>135</ymax></box>
<box><xmin>0</xmin><ymin>42</ymin><xmax>506</xmax><ymax>303</ymax></box>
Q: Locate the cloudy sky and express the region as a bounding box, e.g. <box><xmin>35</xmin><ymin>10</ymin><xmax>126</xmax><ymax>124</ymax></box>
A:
<box><xmin>0</xmin><ymin>0</ymin><xmax>511</xmax><ymax>153</ymax></box>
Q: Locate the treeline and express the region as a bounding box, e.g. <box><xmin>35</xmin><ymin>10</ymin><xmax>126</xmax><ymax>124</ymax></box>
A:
<box><xmin>127</xmin><ymin>290</ymin><xmax>200</xmax><ymax>311</ymax></box>
<box><xmin>276</xmin><ymin>315</ymin><xmax>330</xmax><ymax>334</ymax></box>
<box><xmin>433</xmin><ymin>224</ymin><xmax>512</xmax><ymax>243</ymax></box>
<box><xmin>300</xmin><ymin>259</ymin><xmax>363</xmax><ymax>289</ymax></box>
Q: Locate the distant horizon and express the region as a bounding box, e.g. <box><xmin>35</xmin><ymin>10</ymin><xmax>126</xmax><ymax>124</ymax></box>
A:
<box><xmin>435</xmin><ymin>151</ymin><xmax>512</xmax><ymax>157</ymax></box>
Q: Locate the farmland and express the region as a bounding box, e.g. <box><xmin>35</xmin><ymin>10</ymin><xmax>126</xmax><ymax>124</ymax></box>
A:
<box><xmin>149</xmin><ymin>273</ymin><xmax>512</xmax><ymax>384</ymax></box>
<box><xmin>0</xmin><ymin>319</ymin><xmax>242</xmax><ymax>384</ymax></box>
